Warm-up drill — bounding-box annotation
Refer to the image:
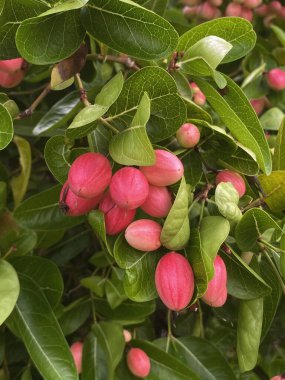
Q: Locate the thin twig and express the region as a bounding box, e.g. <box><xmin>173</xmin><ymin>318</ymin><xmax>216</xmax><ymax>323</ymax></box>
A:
<box><xmin>87</xmin><ymin>53</ymin><xmax>140</xmax><ymax>71</ymax></box>
<box><xmin>18</xmin><ymin>83</ymin><xmax>51</xmax><ymax>118</ymax></box>
<box><xmin>74</xmin><ymin>73</ymin><xmax>90</xmax><ymax>107</ymax></box>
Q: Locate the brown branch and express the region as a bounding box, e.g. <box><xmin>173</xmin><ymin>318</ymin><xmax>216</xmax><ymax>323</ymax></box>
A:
<box><xmin>87</xmin><ymin>53</ymin><xmax>140</xmax><ymax>71</ymax></box>
<box><xmin>74</xmin><ymin>73</ymin><xmax>90</xmax><ymax>107</ymax></box>
<box><xmin>18</xmin><ymin>83</ymin><xmax>51</xmax><ymax>119</ymax></box>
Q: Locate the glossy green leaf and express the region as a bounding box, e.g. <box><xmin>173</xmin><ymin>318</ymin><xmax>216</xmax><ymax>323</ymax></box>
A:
<box><xmin>237</xmin><ymin>297</ymin><xmax>263</xmax><ymax>372</ymax></box>
<box><xmin>273</xmin><ymin>118</ymin><xmax>285</xmax><ymax>170</ymax></box>
<box><xmin>259</xmin><ymin>171</ymin><xmax>285</xmax><ymax>212</ymax></box>
<box><xmin>16</xmin><ymin>9</ymin><xmax>86</xmax><ymax>65</ymax></box>
<box><xmin>260</xmin><ymin>107</ymin><xmax>284</xmax><ymax>131</ymax></box>
<box><xmin>14</xmin><ymin>185</ymin><xmax>84</xmax><ymax>231</ymax></box>
<box><xmin>81</xmin><ymin>276</ymin><xmax>106</xmax><ymax>297</ymax></box>
<box><xmin>235</xmin><ymin>208</ymin><xmax>283</xmax><ymax>252</ymax></box>
<box><xmin>0</xmin><ymin>104</ymin><xmax>13</xmax><ymax>150</ymax></box>
<box><xmin>9</xmin><ymin>274</ymin><xmax>78</xmax><ymax>380</ymax></box>
<box><xmin>95</xmin><ymin>71</ymin><xmax>124</xmax><ymax>107</ymax></box>
<box><xmin>270</xmin><ymin>24</ymin><xmax>285</xmax><ymax>48</ymax></box>
<box><xmin>178</xmin><ymin>17</ymin><xmax>256</xmax><ymax>64</ymax></box>
<box><xmin>218</xmin><ymin>145</ymin><xmax>259</xmax><ymax>176</ymax></box>
<box><xmin>81</xmin><ymin>0</ymin><xmax>178</xmax><ymax>60</ymax></box>
<box><xmin>161</xmin><ymin>177</ymin><xmax>190</xmax><ymax>250</ymax></box>
<box><xmin>0</xmin><ymin>260</ymin><xmax>19</xmax><ymax>325</ymax></box>
<box><xmin>109</xmin><ymin>67</ymin><xmax>187</xmax><ymax>142</ymax></box>
<box><xmin>88</xmin><ymin>210</ymin><xmax>115</xmax><ymax>257</ymax></box>
<box><xmin>195</xmin><ymin>76</ymin><xmax>272</xmax><ymax>175</ymax></box>
<box><xmin>82</xmin><ymin>332</ymin><xmax>108</xmax><ymax>380</ymax></box>
<box><xmin>105</xmin><ymin>269</ymin><xmax>127</xmax><ymax>309</ymax></box>
<box><xmin>10</xmin><ymin>136</ymin><xmax>31</xmax><ymax>208</ymax></box>
<box><xmin>89</xmin><ymin>124</ymin><xmax>111</xmax><ymax>155</ymax></box>
<box><xmin>215</xmin><ymin>182</ymin><xmax>242</xmax><ymax>224</ymax></box>
<box><xmin>109</xmin><ymin>92</ymin><xmax>155</xmax><ymax>166</ymax></box>
<box><xmin>58</xmin><ymin>298</ymin><xmax>90</xmax><ymax>336</ymax></box>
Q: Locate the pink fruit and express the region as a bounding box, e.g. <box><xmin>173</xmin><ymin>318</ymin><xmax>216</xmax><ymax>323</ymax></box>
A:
<box><xmin>255</xmin><ymin>4</ymin><xmax>268</xmax><ymax>15</ymax></box>
<box><xmin>269</xmin><ymin>1</ymin><xmax>282</xmax><ymax>13</ymax></box>
<box><xmin>267</xmin><ymin>68</ymin><xmax>285</xmax><ymax>91</ymax></box>
<box><xmin>271</xmin><ymin>376</ymin><xmax>285</xmax><ymax>380</ymax></box>
<box><xmin>127</xmin><ymin>348</ymin><xmax>151</xmax><ymax>378</ymax></box>
<box><xmin>202</xmin><ymin>255</ymin><xmax>227</xmax><ymax>307</ymax></box>
<box><xmin>123</xmin><ymin>329</ymin><xmax>132</xmax><ymax>343</ymax></box>
<box><xmin>225</xmin><ymin>2</ymin><xmax>242</xmax><ymax>16</ymax></box>
<box><xmin>140</xmin><ymin>150</ymin><xmax>184</xmax><ymax>186</ymax></box>
<box><xmin>176</xmin><ymin>123</ymin><xmax>201</xmax><ymax>148</ymax></box>
<box><xmin>250</xmin><ymin>98</ymin><xmax>266</xmax><ymax>115</ymax></box>
<box><xmin>141</xmin><ymin>185</ymin><xmax>172</xmax><ymax>218</ymax></box>
<box><xmin>194</xmin><ymin>91</ymin><xmax>206</xmax><ymax>106</ymax></box>
<box><xmin>0</xmin><ymin>58</ymin><xmax>25</xmax><ymax>88</ymax></box>
<box><xmin>243</xmin><ymin>0</ymin><xmax>262</xmax><ymax>8</ymax></box>
<box><xmin>215</xmin><ymin>170</ymin><xmax>246</xmax><ymax>197</ymax></box>
<box><xmin>59</xmin><ymin>182</ymin><xmax>102</xmax><ymax>216</ymax></box>
<box><xmin>155</xmin><ymin>252</ymin><xmax>195</xmax><ymax>311</ymax></box>
<box><xmin>182</xmin><ymin>0</ymin><xmax>201</xmax><ymax>5</ymax></box>
<box><xmin>183</xmin><ymin>5</ymin><xmax>199</xmax><ymax>16</ymax></box>
<box><xmin>70</xmin><ymin>341</ymin><xmax>83</xmax><ymax>374</ymax></box>
<box><xmin>125</xmin><ymin>219</ymin><xmax>162</xmax><ymax>251</ymax></box>
<box><xmin>99</xmin><ymin>192</ymin><xmax>136</xmax><ymax>235</ymax></box>
<box><xmin>109</xmin><ymin>167</ymin><xmax>149</xmax><ymax>210</ymax></box>
<box><xmin>240</xmin><ymin>6</ymin><xmax>253</xmax><ymax>21</ymax></box>
<box><xmin>208</xmin><ymin>0</ymin><xmax>223</xmax><ymax>6</ymax></box>
<box><xmin>197</xmin><ymin>1</ymin><xmax>217</xmax><ymax>19</ymax></box>
<box><xmin>68</xmin><ymin>152</ymin><xmax>112</xmax><ymax>199</ymax></box>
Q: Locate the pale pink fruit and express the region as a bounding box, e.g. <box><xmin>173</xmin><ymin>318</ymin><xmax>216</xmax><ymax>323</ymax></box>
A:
<box><xmin>197</xmin><ymin>1</ymin><xmax>217</xmax><ymax>19</ymax></box>
<box><xmin>123</xmin><ymin>329</ymin><xmax>132</xmax><ymax>343</ymax></box>
<box><xmin>267</xmin><ymin>68</ymin><xmax>285</xmax><ymax>91</ymax></box>
<box><xmin>109</xmin><ymin>167</ymin><xmax>149</xmax><ymax>210</ymax></box>
<box><xmin>271</xmin><ymin>376</ymin><xmax>285</xmax><ymax>380</ymax></box>
<box><xmin>225</xmin><ymin>2</ymin><xmax>242</xmax><ymax>16</ymax></box>
<box><xmin>182</xmin><ymin>0</ymin><xmax>201</xmax><ymax>5</ymax></box>
<box><xmin>183</xmin><ymin>5</ymin><xmax>199</xmax><ymax>16</ymax></box>
<box><xmin>176</xmin><ymin>123</ymin><xmax>201</xmax><ymax>148</ymax></box>
<box><xmin>194</xmin><ymin>92</ymin><xmax>206</xmax><ymax>106</ymax></box>
<box><xmin>70</xmin><ymin>341</ymin><xmax>83</xmax><ymax>374</ymax></box>
<box><xmin>59</xmin><ymin>181</ymin><xmax>102</xmax><ymax>216</ymax></box>
<box><xmin>255</xmin><ymin>3</ymin><xmax>268</xmax><ymax>15</ymax></box>
<box><xmin>127</xmin><ymin>348</ymin><xmax>151</xmax><ymax>378</ymax></box>
<box><xmin>155</xmin><ymin>252</ymin><xmax>195</xmax><ymax>311</ymax></box>
<box><xmin>208</xmin><ymin>0</ymin><xmax>223</xmax><ymax>6</ymax></box>
<box><xmin>140</xmin><ymin>150</ymin><xmax>184</xmax><ymax>186</ymax></box>
<box><xmin>141</xmin><ymin>185</ymin><xmax>172</xmax><ymax>218</ymax></box>
<box><xmin>240</xmin><ymin>6</ymin><xmax>253</xmax><ymax>21</ymax></box>
<box><xmin>250</xmin><ymin>98</ymin><xmax>265</xmax><ymax>115</ymax></box>
<box><xmin>269</xmin><ymin>1</ymin><xmax>282</xmax><ymax>13</ymax></box>
<box><xmin>0</xmin><ymin>58</ymin><xmax>25</xmax><ymax>88</ymax></box>
<box><xmin>125</xmin><ymin>219</ymin><xmax>162</xmax><ymax>251</ymax></box>
<box><xmin>202</xmin><ymin>255</ymin><xmax>227</xmax><ymax>307</ymax></box>
<box><xmin>68</xmin><ymin>152</ymin><xmax>112</xmax><ymax>198</ymax></box>
<box><xmin>216</xmin><ymin>170</ymin><xmax>246</xmax><ymax>197</ymax></box>
<box><xmin>243</xmin><ymin>0</ymin><xmax>262</xmax><ymax>8</ymax></box>
<box><xmin>99</xmin><ymin>192</ymin><xmax>136</xmax><ymax>235</ymax></box>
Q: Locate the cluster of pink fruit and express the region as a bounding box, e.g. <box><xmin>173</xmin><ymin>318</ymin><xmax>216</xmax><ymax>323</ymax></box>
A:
<box><xmin>0</xmin><ymin>58</ymin><xmax>26</xmax><ymax>88</ymax></box>
<box><xmin>190</xmin><ymin>82</ymin><xmax>206</xmax><ymax>106</ymax></box>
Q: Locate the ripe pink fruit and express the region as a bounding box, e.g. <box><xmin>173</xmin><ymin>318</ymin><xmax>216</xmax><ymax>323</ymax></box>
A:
<box><xmin>269</xmin><ymin>1</ymin><xmax>282</xmax><ymax>13</ymax></box>
<box><xmin>109</xmin><ymin>167</ymin><xmax>149</xmax><ymax>210</ymax></box>
<box><xmin>208</xmin><ymin>0</ymin><xmax>223</xmax><ymax>6</ymax></box>
<box><xmin>59</xmin><ymin>181</ymin><xmax>102</xmax><ymax>216</ymax></box>
<box><xmin>202</xmin><ymin>255</ymin><xmax>227</xmax><ymax>307</ymax></box>
<box><xmin>267</xmin><ymin>68</ymin><xmax>285</xmax><ymax>91</ymax></box>
<box><xmin>240</xmin><ymin>6</ymin><xmax>253</xmax><ymax>21</ymax></box>
<box><xmin>250</xmin><ymin>98</ymin><xmax>265</xmax><ymax>115</ymax></box>
<box><xmin>255</xmin><ymin>4</ymin><xmax>268</xmax><ymax>15</ymax></box>
<box><xmin>140</xmin><ymin>150</ymin><xmax>184</xmax><ymax>186</ymax></box>
<box><xmin>271</xmin><ymin>376</ymin><xmax>285</xmax><ymax>380</ymax></box>
<box><xmin>190</xmin><ymin>82</ymin><xmax>206</xmax><ymax>105</ymax></box>
<box><xmin>0</xmin><ymin>58</ymin><xmax>25</xmax><ymax>88</ymax></box>
<box><xmin>225</xmin><ymin>2</ymin><xmax>242</xmax><ymax>16</ymax></box>
<box><xmin>141</xmin><ymin>185</ymin><xmax>172</xmax><ymax>218</ymax></box>
<box><xmin>243</xmin><ymin>0</ymin><xmax>262</xmax><ymax>8</ymax></box>
<box><xmin>183</xmin><ymin>5</ymin><xmax>199</xmax><ymax>16</ymax></box>
<box><xmin>215</xmin><ymin>170</ymin><xmax>246</xmax><ymax>197</ymax></box>
<box><xmin>99</xmin><ymin>192</ymin><xmax>136</xmax><ymax>235</ymax></box>
<box><xmin>155</xmin><ymin>252</ymin><xmax>195</xmax><ymax>311</ymax></box>
<box><xmin>70</xmin><ymin>341</ymin><xmax>83</xmax><ymax>374</ymax></box>
<box><xmin>68</xmin><ymin>152</ymin><xmax>112</xmax><ymax>199</ymax></box>
<box><xmin>127</xmin><ymin>348</ymin><xmax>151</xmax><ymax>378</ymax></box>
<box><xmin>176</xmin><ymin>123</ymin><xmax>201</xmax><ymax>148</ymax></box>
<box><xmin>182</xmin><ymin>0</ymin><xmax>201</xmax><ymax>5</ymax></box>
<box><xmin>125</xmin><ymin>219</ymin><xmax>162</xmax><ymax>251</ymax></box>
<box><xmin>123</xmin><ymin>329</ymin><xmax>132</xmax><ymax>343</ymax></box>
<box><xmin>197</xmin><ymin>1</ymin><xmax>217</xmax><ymax>19</ymax></box>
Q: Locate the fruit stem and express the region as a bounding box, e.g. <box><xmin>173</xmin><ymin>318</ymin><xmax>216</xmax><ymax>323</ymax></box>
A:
<box><xmin>262</xmin><ymin>248</ymin><xmax>285</xmax><ymax>295</ymax></box>
<box><xmin>166</xmin><ymin>309</ymin><xmax>172</xmax><ymax>353</ymax></box>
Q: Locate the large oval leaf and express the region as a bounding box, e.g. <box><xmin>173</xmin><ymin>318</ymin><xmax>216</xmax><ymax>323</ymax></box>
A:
<box><xmin>259</xmin><ymin>170</ymin><xmax>285</xmax><ymax>212</ymax></box>
<box><xmin>0</xmin><ymin>260</ymin><xmax>19</xmax><ymax>325</ymax></box>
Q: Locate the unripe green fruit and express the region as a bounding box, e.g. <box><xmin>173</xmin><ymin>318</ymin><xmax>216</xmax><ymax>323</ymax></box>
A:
<box><xmin>127</xmin><ymin>348</ymin><xmax>151</xmax><ymax>378</ymax></box>
<box><xmin>176</xmin><ymin>123</ymin><xmax>200</xmax><ymax>148</ymax></box>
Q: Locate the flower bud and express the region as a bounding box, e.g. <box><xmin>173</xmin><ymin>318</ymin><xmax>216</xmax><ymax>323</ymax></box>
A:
<box><xmin>0</xmin><ymin>58</ymin><xmax>25</xmax><ymax>88</ymax></box>
<box><xmin>125</xmin><ymin>219</ymin><xmax>162</xmax><ymax>251</ymax></box>
<box><xmin>176</xmin><ymin>123</ymin><xmax>201</xmax><ymax>148</ymax></box>
<box><xmin>215</xmin><ymin>170</ymin><xmax>246</xmax><ymax>197</ymax></box>
<box><xmin>99</xmin><ymin>192</ymin><xmax>136</xmax><ymax>235</ymax></box>
<box><xmin>267</xmin><ymin>68</ymin><xmax>285</xmax><ymax>91</ymax></box>
<box><xmin>141</xmin><ymin>185</ymin><xmax>172</xmax><ymax>218</ymax></box>
<box><xmin>123</xmin><ymin>329</ymin><xmax>132</xmax><ymax>343</ymax></box>
<box><xmin>243</xmin><ymin>0</ymin><xmax>262</xmax><ymax>9</ymax></box>
<box><xmin>59</xmin><ymin>182</ymin><xmax>102</xmax><ymax>216</ymax></box>
<box><xmin>109</xmin><ymin>167</ymin><xmax>149</xmax><ymax>209</ymax></box>
<box><xmin>225</xmin><ymin>2</ymin><xmax>242</xmax><ymax>16</ymax></box>
<box><xmin>250</xmin><ymin>98</ymin><xmax>265</xmax><ymax>115</ymax></box>
<box><xmin>202</xmin><ymin>255</ymin><xmax>227</xmax><ymax>307</ymax></box>
<box><xmin>70</xmin><ymin>341</ymin><xmax>83</xmax><ymax>374</ymax></box>
<box><xmin>127</xmin><ymin>348</ymin><xmax>151</xmax><ymax>378</ymax></box>
<box><xmin>140</xmin><ymin>150</ymin><xmax>184</xmax><ymax>187</ymax></box>
<box><xmin>155</xmin><ymin>252</ymin><xmax>195</xmax><ymax>311</ymax></box>
<box><xmin>68</xmin><ymin>152</ymin><xmax>112</xmax><ymax>199</ymax></box>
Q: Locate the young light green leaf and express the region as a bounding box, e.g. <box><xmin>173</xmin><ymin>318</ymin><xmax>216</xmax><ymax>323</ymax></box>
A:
<box><xmin>258</xmin><ymin>171</ymin><xmax>285</xmax><ymax>212</ymax></box>
<box><xmin>0</xmin><ymin>103</ymin><xmax>13</xmax><ymax>150</ymax></box>
<box><xmin>218</xmin><ymin>144</ymin><xmax>259</xmax><ymax>176</ymax></box>
<box><xmin>0</xmin><ymin>260</ymin><xmax>19</xmax><ymax>325</ymax></box>
<box><xmin>88</xmin><ymin>210</ymin><xmax>115</xmax><ymax>257</ymax></box>
<box><xmin>109</xmin><ymin>93</ymin><xmax>155</xmax><ymax>165</ymax></box>
<box><xmin>260</xmin><ymin>107</ymin><xmax>284</xmax><ymax>131</ymax></box>
<box><xmin>95</xmin><ymin>72</ymin><xmax>124</xmax><ymax>107</ymax></box>
<box><xmin>215</xmin><ymin>182</ymin><xmax>242</xmax><ymax>224</ymax></box>
<box><xmin>10</xmin><ymin>136</ymin><xmax>31</xmax><ymax>208</ymax></box>
<box><xmin>270</xmin><ymin>24</ymin><xmax>285</xmax><ymax>48</ymax></box>
<box><xmin>273</xmin><ymin>118</ymin><xmax>285</xmax><ymax>170</ymax></box>
<box><xmin>161</xmin><ymin>177</ymin><xmax>190</xmax><ymax>250</ymax></box>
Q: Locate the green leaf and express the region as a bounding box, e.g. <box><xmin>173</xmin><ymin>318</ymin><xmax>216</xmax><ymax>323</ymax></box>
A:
<box><xmin>178</xmin><ymin>17</ymin><xmax>256</xmax><ymax>64</ymax></box>
<box><xmin>109</xmin><ymin>67</ymin><xmax>187</xmax><ymax>142</ymax></box>
<box><xmin>109</xmin><ymin>92</ymin><xmax>155</xmax><ymax>166</ymax></box>
<box><xmin>161</xmin><ymin>177</ymin><xmax>190</xmax><ymax>250</ymax></box>
<box><xmin>58</xmin><ymin>298</ymin><xmax>90</xmax><ymax>336</ymax></box>
<box><xmin>9</xmin><ymin>273</ymin><xmax>78</xmax><ymax>380</ymax></box>
<box><xmin>273</xmin><ymin>118</ymin><xmax>285</xmax><ymax>170</ymax></box>
<box><xmin>0</xmin><ymin>104</ymin><xmax>13</xmax><ymax>150</ymax></box>
<box><xmin>10</xmin><ymin>136</ymin><xmax>32</xmax><ymax>208</ymax></box>
<box><xmin>0</xmin><ymin>182</ymin><xmax>7</xmax><ymax>214</ymax></box>
<box><xmin>82</xmin><ymin>332</ymin><xmax>108</xmax><ymax>380</ymax></box>
<box><xmin>81</xmin><ymin>276</ymin><xmax>106</xmax><ymax>297</ymax></box>
<box><xmin>237</xmin><ymin>297</ymin><xmax>263</xmax><ymax>372</ymax></box>
<box><xmin>10</xmin><ymin>256</ymin><xmax>63</xmax><ymax>308</ymax></box>
<box><xmin>14</xmin><ymin>185</ymin><xmax>84</xmax><ymax>231</ymax></box>
<box><xmin>235</xmin><ymin>208</ymin><xmax>283</xmax><ymax>251</ymax></box>
<box><xmin>0</xmin><ymin>260</ymin><xmax>19</xmax><ymax>325</ymax></box>
<box><xmin>81</xmin><ymin>0</ymin><xmax>178</xmax><ymax>60</ymax></box>
<box><xmin>195</xmin><ymin>76</ymin><xmax>272</xmax><ymax>175</ymax></box>
<box><xmin>95</xmin><ymin>71</ymin><xmax>124</xmax><ymax>107</ymax></box>
<box><xmin>88</xmin><ymin>210</ymin><xmax>115</xmax><ymax>257</ymax></box>
<box><xmin>220</xmin><ymin>249</ymin><xmax>271</xmax><ymax>299</ymax></box>
<box><xmin>215</xmin><ymin>182</ymin><xmax>242</xmax><ymax>224</ymax></box>
<box><xmin>259</xmin><ymin>171</ymin><xmax>285</xmax><ymax>212</ymax></box>
<box><xmin>218</xmin><ymin>145</ymin><xmax>259</xmax><ymax>176</ymax></box>
<box><xmin>16</xmin><ymin>9</ymin><xmax>86</xmax><ymax>65</ymax></box>
<box><xmin>260</xmin><ymin>107</ymin><xmax>284</xmax><ymax>131</ymax></box>
<box><xmin>270</xmin><ymin>24</ymin><xmax>285</xmax><ymax>48</ymax></box>
<box><xmin>92</xmin><ymin>322</ymin><xmax>125</xmax><ymax>380</ymax></box>
<box><xmin>89</xmin><ymin>124</ymin><xmax>111</xmax><ymax>155</ymax></box>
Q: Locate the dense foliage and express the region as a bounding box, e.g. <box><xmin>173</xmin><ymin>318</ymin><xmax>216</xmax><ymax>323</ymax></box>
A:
<box><xmin>0</xmin><ymin>0</ymin><xmax>285</xmax><ymax>379</ymax></box>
